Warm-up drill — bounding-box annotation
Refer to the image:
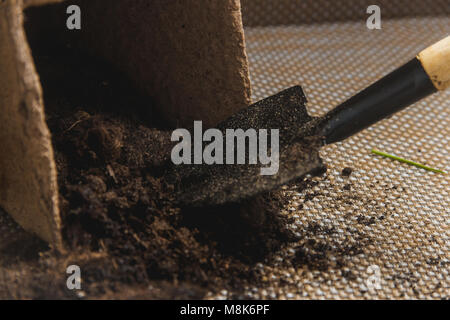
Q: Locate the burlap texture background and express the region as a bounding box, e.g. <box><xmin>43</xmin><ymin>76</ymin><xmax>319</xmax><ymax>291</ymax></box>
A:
<box><xmin>241</xmin><ymin>0</ymin><xmax>450</xmax><ymax>26</ymax></box>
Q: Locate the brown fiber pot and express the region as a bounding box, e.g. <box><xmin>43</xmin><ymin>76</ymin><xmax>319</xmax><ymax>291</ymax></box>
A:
<box><xmin>0</xmin><ymin>0</ymin><xmax>251</xmax><ymax>250</ymax></box>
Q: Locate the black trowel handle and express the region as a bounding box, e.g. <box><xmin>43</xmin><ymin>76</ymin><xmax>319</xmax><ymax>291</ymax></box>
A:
<box><xmin>322</xmin><ymin>36</ymin><xmax>450</xmax><ymax>145</ymax></box>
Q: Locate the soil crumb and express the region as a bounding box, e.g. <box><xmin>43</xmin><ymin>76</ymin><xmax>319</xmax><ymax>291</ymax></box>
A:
<box><xmin>341</xmin><ymin>167</ymin><xmax>353</xmax><ymax>177</ymax></box>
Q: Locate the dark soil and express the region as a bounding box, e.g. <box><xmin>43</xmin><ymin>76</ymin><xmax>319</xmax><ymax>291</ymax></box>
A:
<box><xmin>341</xmin><ymin>167</ymin><xmax>353</xmax><ymax>177</ymax></box>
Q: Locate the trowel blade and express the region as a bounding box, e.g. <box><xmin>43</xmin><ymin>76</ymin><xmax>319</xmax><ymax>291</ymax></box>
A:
<box><xmin>169</xmin><ymin>86</ymin><xmax>325</xmax><ymax>207</ymax></box>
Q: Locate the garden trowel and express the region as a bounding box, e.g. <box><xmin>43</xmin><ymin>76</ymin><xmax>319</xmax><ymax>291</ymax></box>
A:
<box><xmin>169</xmin><ymin>36</ymin><xmax>450</xmax><ymax>208</ymax></box>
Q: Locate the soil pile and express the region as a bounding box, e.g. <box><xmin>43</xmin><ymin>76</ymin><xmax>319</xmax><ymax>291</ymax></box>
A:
<box><xmin>14</xmin><ymin>42</ymin><xmax>302</xmax><ymax>299</ymax></box>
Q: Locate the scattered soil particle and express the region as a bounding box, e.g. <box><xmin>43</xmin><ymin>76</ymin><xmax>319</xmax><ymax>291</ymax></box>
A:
<box><xmin>357</xmin><ymin>215</ymin><xmax>376</xmax><ymax>226</ymax></box>
<box><xmin>341</xmin><ymin>167</ymin><xmax>353</xmax><ymax>177</ymax></box>
<box><xmin>293</xmin><ymin>238</ymin><xmax>366</xmax><ymax>271</ymax></box>
<box><xmin>310</xmin><ymin>164</ymin><xmax>328</xmax><ymax>177</ymax></box>
<box><xmin>294</xmin><ymin>247</ymin><xmax>330</xmax><ymax>271</ymax></box>
<box><xmin>341</xmin><ymin>270</ymin><xmax>357</xmax><ymax>281</ymax></box>
<box><xmin>426</xmin><ymin>257</ymin><xmax>441</xmax><ymax>266</ymax></box>
<box><xmin>303</xmin><ymin>192</ymin><xmax>321</xmax><ymax>202</ymax></box>
<box><xmin>304</xmin><ymin>223</ymin><xmax>336</xmax><ymax>236</ymax></box>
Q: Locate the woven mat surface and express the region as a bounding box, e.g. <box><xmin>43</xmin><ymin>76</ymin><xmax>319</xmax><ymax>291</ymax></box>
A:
<box><xmin>227</xmin><ymin>16</ymin><xmax>449</xmax><ymax>299</ymax></box>
<box><xmin>241</xmin><ymin>0</ymin><xmax>450</xmax><ymax>26</ymax></box>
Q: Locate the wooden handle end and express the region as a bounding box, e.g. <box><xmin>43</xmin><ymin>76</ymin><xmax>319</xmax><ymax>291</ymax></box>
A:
<box><xmin>417</xmin><ymin>36</ymin><xmax>450</xmax><ymax>91</ymax></box>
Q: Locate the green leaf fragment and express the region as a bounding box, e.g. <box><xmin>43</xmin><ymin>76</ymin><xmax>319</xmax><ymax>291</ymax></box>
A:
<box><xmin>371</xmin><ymin>149</ymin><xmax>446</xmax><ymax>174</ymax></box>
